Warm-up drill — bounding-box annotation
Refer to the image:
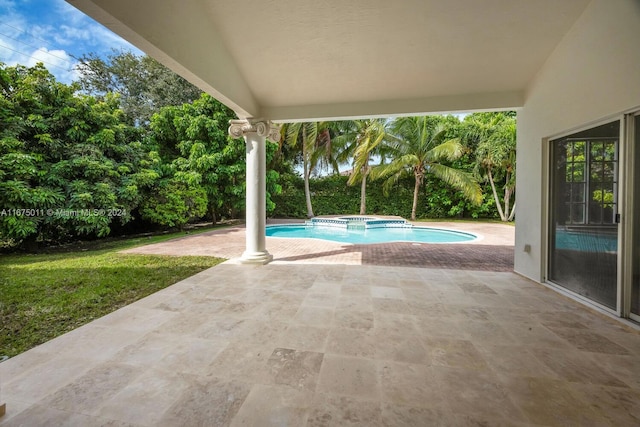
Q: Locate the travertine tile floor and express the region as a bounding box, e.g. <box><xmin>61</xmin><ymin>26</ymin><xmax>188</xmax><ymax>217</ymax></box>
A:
<box><xmin>1</xmin><ymin>262</ymin><xmax>639</xmax><ymax>426</ymax></box>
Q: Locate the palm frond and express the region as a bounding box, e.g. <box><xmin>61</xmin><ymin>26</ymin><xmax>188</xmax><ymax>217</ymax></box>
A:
<box><xmin>370</xmin><ymin>153</ymin><xmax>414</xmax><ymax>196</ymax></box>
<box><xmin>382</xmin><ymin>168</ymin><xmax>411</xmax><ymax>196</ymax></box>
<box><xmin>427</xmin><ymin>138</ymin><xmax>463</xmax><ymax>161</ymax></box>
<box><xmin>369</xmin><ymin>155</ymin><xmax>409</xmax><ymax>180</ymax></box>
<box><xmin>429</xmin><ymin>163</ymin><xmax>483</xmax><ymax>205</ymax></box>
<box><xmin>303</xmin><ymin>122</ymin><xmax>318</xmax><ymax>154</ymax></box>
<box><xmin>284</xmin><ymin>122</ymin><xmax>301</xmax><ymax>148</ymax></box>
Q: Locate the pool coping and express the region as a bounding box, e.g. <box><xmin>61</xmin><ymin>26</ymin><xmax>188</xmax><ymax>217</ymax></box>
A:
<box><xmin>122</xmin><ymin>217</ymin><xmax>514</xmax><ymax>270</ymax></box>
<box><xmin>265</xmin><ymin>222</ymin><xmax>481</xmax><ymax>245</ymax></box>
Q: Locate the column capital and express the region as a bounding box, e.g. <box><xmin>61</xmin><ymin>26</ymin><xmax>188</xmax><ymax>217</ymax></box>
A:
<box><xmin>229</xmin><ymin>119</ymin><xmax>280</xmax><ymax>141</ymax></box>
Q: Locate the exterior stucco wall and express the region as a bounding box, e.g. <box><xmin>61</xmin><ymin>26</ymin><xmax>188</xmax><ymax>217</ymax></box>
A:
<box><xmin>515</xmin><ymin>0</ymin><xmax>640</xmax><ymax>281</ymax></box>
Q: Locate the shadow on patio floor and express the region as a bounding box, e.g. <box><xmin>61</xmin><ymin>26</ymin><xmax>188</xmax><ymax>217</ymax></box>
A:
<box><xmin>275</xmin><ymin>243</ymin><xmax>514</xmax><ymax>271</ymax></box>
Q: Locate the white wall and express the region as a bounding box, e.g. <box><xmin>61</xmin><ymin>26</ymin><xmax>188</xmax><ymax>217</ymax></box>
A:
<box><xmin>515</xmin><ymin>0</ymin><xmax>640</xmax><ymax>281</ymax></box>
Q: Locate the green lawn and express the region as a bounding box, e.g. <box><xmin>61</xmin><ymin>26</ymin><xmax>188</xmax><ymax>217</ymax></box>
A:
<box><xmin>0</xmin><ymin>231</ymin><xmax>225</xmax><ymax>358</ymax></box>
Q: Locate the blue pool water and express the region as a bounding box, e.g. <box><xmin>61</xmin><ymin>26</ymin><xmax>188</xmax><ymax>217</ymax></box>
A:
<box><xmin>554</xmin><ymin>229</ymin><xmax>618</xmax><ymax>252</ymax></box>
<box><xmin>265</xmin><ymin>224</ymin><xmax>477</xmax><ymax>244</ymax></box>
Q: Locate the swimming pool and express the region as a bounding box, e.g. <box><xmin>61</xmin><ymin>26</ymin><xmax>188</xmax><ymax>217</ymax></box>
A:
<box><xmin>265</xmin><ymin>224</ymin><xmax>477</xmax><ymax>244</ymax></box>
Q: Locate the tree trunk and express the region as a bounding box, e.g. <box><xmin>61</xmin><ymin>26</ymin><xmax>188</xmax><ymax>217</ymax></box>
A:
<box><xmin>210</xmin><ymin>207</ymin><xmax>217</xmax><ymax>225</ymax></box>
<box><xmin>22</xmin><ymin>234</ymin><xmax>39</xmax><ymax>252</ymax></box>
<box><xmin>359</xmin><ymin>169</ymin><xmax>367</xmax><ymax>215</ymax></box>
<box><xmin>411</xmin><ymin>173</ymin><xmax>421</xmax><ymax>221</ymax></box>
<box><xmin>507</xmin><ymin>200</ymin><xmax>516</xmax><ymax>221</ymax></box>
<box><xmin>503</xmin><ymin>171</ymin><xmax>511</xmax><ymax>220</ymax></box>
<box><xmin>504</xmin><ymin>189</ymin><xmax>511</xmax><ymax>220</ymax></box>
<box><xmin>503</xmin><ymin>188</ymin><xmax>512</xmax><ymax>220</ymax></box>
<box><xmin>303</xmin><ymin>128</ymin><xmax>314</xmax><ymax>218</ymax></box>
<box><xmin>487</xmin><ymin>168</ymin><xmax>506</xmax><ymax>221</ymax></box>
<box><xmin>303</xmin><ymin>159</ymin><xmax>314</xmax><ymax>218</ymax></box>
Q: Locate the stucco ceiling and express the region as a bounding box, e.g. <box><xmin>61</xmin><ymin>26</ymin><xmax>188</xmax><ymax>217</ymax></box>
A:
<box><xmin>67</xmin><ymin>0</ymin><xmax>591</xmax><ymax>122</ymax></box>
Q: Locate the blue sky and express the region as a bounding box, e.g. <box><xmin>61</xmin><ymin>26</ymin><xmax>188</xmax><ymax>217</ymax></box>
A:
<box><xmin>0</xmin><ymin>0</ymin><xmax>140</xmax><ymax>83</ymax></box>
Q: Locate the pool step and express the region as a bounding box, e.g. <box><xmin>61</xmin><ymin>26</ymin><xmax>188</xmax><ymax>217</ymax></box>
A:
<box><xmin>347</xmin><ymin>221</ymin><xmax>366</xmax><ymax>230</ymax></box>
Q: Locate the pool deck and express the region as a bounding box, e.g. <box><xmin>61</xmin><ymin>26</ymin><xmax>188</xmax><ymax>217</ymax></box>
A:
<box><xmin>121</xmin><ymin>218</ymin><xmax>515</xmax><ymax>271</ymax></box>
<box><xmin>4</xmin><ymin>218</ymin><xmax>639</xmax><ymax>426</ymax></box>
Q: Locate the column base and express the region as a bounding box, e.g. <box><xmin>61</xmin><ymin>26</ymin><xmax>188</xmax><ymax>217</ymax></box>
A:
<box><xmin>239</xmin><ymin>251</ymin><xmax>273</xmax><ymax>265</ymax></box>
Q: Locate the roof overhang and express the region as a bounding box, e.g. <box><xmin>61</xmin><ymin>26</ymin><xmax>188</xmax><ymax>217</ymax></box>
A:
<box><xmin>66</xmin><ymin>0</ymin><xmax>591</xmax><ymax>121</ymax></box>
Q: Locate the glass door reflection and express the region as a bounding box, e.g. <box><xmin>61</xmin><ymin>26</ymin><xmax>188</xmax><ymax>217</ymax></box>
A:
<box><xmin>549</xmin><ymin>121</ymin><xmax>620</xmax><ymax>310</ymax></box>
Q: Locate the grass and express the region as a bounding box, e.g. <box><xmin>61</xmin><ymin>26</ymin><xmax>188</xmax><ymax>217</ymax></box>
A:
<box><xmin>0</xmin><ymin>229</ymin><xmax>226</xmax><ymax>358</ymax></box>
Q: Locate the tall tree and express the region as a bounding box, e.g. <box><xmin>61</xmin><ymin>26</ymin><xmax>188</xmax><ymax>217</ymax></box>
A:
<box><xmin>146</xmin><ymin>93</ymin><xmax>281</xmax><ymax>224</ymax></box>
<box><xmin>335</xmin><ymin>119</ymin><xmax>389</xmax><ymax>215</ymax></box>
<box><xmin>371</xmin><ymin>116</ymin><xmax>482</xmax><ymax>221</ymax></box>
<box><xmin>146</xmin><ymin>93</ymin><xmax>239</xmax><ymax>224</ymax></box>
<box><xmin>75</xmin><ymin>51</ymin><xmax>203</xmax><ymax>125</ymax></box>
<box><xmin>281</xmin><ymin>121</ymin><xmax>334</xmax><ymax>218</ymax></box>
<box><xmin>0</xmin><ymin>63</ymin><xmax>155</xmax><ymax>246</ymax></box>
<box><xmin>462</xmin><ymin>112</ymin><xmax>516</xmax><ymax>221</ymax></box>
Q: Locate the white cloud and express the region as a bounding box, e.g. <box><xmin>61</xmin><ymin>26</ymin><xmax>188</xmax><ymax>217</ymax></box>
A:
<box><xmin>0</xmin><ymin>0</ymin><xmax>140</xmax><ymax>82</ymax></box>
<box><xmin>55</xmin><ymin>0</ymin><xmax>90</xmax><ymax>25</ymax></box>
<box><xmin>94</xmin><ymin>25</ymin><xmax>142</xmax><ymax>53</ymax></box>
<box><xmin>54</xmin><ymin>0</ymin><xmax>141</xmax><ymax>55</ymax></box>
<box><xmin>27</xmin><ymin>47</ymin><xmax>70</xmax><ymax>68</ymax></box>
<box><xmin>0</xmin><ymin>0</ymin><xmax>19</xmax><ymax>11</ymax></box>
<box><xmin>0</xmin><ymin>20</ymin><xmax>29</xmax><ymax>65</ymax></box>
<box><xmin>26</xmin><ymin>47</ymin><xmax>79</xmax><ymax>83</ymax></box>
<box><xmin>0</xmin><ymin>12</ymin><xmax>29</xmax><ymax>62</ymax></box>
<box><xmin>0</xmin><ymin>44</ymin><xmax>80</xmax><ymax>84</ymax></box>
<box><xmin>58</xmin><ymin>25</ymin><xmax>91</xmax><ymax>44</ymax></box>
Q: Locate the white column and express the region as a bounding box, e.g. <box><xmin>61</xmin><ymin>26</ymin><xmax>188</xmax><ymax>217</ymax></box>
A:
<box><xmin>229</xmin><ymin>119</ymin><xmax>279</xmax><ymax>264</ymax></box>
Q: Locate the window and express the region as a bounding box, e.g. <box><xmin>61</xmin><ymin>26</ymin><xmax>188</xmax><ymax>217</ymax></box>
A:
<box><xmin>559</xmin><ymin>137</ymin><xmax>617</xmax><ymax>226</ymax></box>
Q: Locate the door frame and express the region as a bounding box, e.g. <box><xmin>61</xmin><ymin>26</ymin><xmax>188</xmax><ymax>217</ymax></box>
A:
<box><xmin>542</xmin><ymin>108</ymin><xmax>640</xmax><ymax>320</ymax></box>
<box><xmin>544</xmin><ymin>115</ymin><xmax>625</xmax><ymax>316</ymax></box>
<box><xmin>624</xmin><ymin>111</ymin><xmax>639</xmax><ymax>322</ymax></box>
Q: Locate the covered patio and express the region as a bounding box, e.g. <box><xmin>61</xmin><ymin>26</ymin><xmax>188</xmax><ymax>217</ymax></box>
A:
<box><xmin>60</xmin><ymin>0</ymin><xmax>640</xmax><ymax>320</ymax></box>
<box><xmin>2</xmin><ymin>221</ymin><xmax>639</xmax><ymax>425</ymax></box>
<box><xmin>2</xmin><ymin>0</ymin><xmax>640</xmax><ymax>424</ymax></box>
<box><xmin>2</xmin><ymin>258</ymin><xmax>639</xmax><ymax>425</ymax></box>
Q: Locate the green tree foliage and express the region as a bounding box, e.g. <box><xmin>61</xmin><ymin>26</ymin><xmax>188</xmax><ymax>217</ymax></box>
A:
<box><xmin>0</xmin><ymin>63</ymin><xmax>155</xmax><ymax>245</ymax></box>
<box><xmin>2</xmin><ymin>55</ymin><xmax>514</xmax><ymax>248</ymax></box>
<box><xmin>75</xmin><ymin>51</ymin><xmax>203</xmax><ymax>126</ymax></box>
<box><xmin>144</xmin><ymin>93</ymin><xmax>281</xmax><ymax>225</ymax></box>
<box><xmin>138</xmin><ymin>176</ymin><xmax>207</xmax><ymax>228</ymax></box>
<box><xmin>271</xmin><ymin>173</ymin><xmax>496</xmax><ymax>219</ymax></box>
<box><xmin>462</xmin><ymin>112</ymin><xmax>516</xmax><ymax>221</ymax></box>
<box><xmin>273</xmin><ymin>114</ymin><xmax>501</xmax><ymax>221</ymax></box>
<box><xmin>371</xmin><ymin>116</ymin><xmax>482</xmax><ymax>221</ymax></box>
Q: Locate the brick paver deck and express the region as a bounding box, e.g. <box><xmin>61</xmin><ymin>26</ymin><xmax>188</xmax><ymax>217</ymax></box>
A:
<box><xmin>123</xmin><ymin>218</ymin><xmax>515</xmax><ymax>271</ymax></box>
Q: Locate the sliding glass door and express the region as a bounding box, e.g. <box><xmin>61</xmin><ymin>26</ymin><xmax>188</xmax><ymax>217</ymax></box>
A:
<box><xmin>631</xmin><ymin>115</ymin><xmax>640</xmax><ymax>319</ymax></box>
<box><xmin>549</xmin><ymin>121</ymin><xmax>620</xmax><ymax>310</ymax></box>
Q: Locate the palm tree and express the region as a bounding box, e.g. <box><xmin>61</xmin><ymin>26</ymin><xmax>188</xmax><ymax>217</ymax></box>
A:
<box><xmin>462</xmin><ymin>113</ymin><xmax>516</xmax><ymax>221</ymax></box>
<box><xmin>281</xmin><ymin>121</ymin><xmax>335</xmax><ymax>218</ymax></box>
<box><xmin>334</xmin><ymin>119</ymin><xmax>389</xmax><ymax>215</ymax></box>
<box><xmin>370</xmin><ymin>116</ymin><xmax>482</xmax><ymax>221</ymax></box>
